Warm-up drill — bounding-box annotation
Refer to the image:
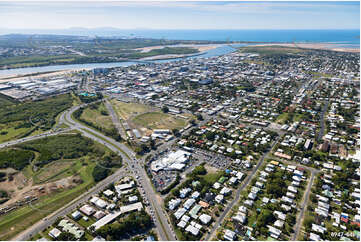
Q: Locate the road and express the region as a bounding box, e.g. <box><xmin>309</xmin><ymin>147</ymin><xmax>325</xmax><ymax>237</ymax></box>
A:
<box><xmin>13</xmin><ymin>166</ymin><xmax>128</xmax><ymax>241</ymax></box>
<box><xmin>317</xmin><ymin>99</ymin><xmax>329</xmax><ymax>141</ymax></box>
<box><xmin>265</xmin><ymin>157</ymin><xmax>320</xmax><ymax>241</ymax></box>
<box><xmin>62</xmin><ymin>104</ymin><xmax>176</xmax><ymax>241</ymax></box>
<box><xmin>0</xmin><ymin>128</ymin><xmax>73</xmax><ymax>149</ymax></box>
<box><xmin>205</xmin><ymin>136</ymin><xmax>280</xmax><ymax>240</ymax></box>
<box><xmin>104</xmin><ymin>99</ymin><xmax>127</xmax><ymax>140</ymax></box>
<box><xmin>12</xmin><ymin>101</ymin><xmax>176</xmax><ymax>241</ymax></box>
<box><xmin>291</xmin><ymin>171</ymin><xmax>316</xmax><ymax>240</ymax></box>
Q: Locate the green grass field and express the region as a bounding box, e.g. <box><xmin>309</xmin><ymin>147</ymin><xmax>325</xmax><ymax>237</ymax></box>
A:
<box><xmin>276</xmin><ymin>112</ymin><xmax>305</xmax><ymax>124</ymax></box>
<box><xmin>200</xmin><ymin>170</ymin><xmax>224</xmax><ymax>185</ymax></box>
<box><xmin>110</xmin><ymin>100</ymin><xmax>152</xmax><ymax>120</ymax></box>
<box><xmin>0</xmin><ymin>122</ymin><xmax>33</xmax><ymax>143</ymax></box>
<box><xmin>132</xmin><ymin>111</ymin><xmax>187</xmax><ymax>130</ymax></box>
<box><xmin>80</xmin><ymin>102</ymin><xmax>114</xmax><ymax>131</ymax></box>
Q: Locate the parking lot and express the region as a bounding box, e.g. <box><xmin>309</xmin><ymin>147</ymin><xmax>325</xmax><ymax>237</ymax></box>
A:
<box><xmin>192</xmin><ymin>148</ymin><xmax>233</xmax><ymax>170</ymax></box>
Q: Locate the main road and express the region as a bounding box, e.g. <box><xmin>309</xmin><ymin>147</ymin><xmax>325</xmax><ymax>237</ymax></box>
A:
<box><xmin>62</xmin><ymin>103</ymin><xmax>176</xmax><ymax>241</ymax></box>
<box><xmin>0</xmin><ymin>128</ymin><xmax>73</xmax><ymax>149</ymax></box>
<box><xmin>12</xmin><ymin>101</ymin><xmax>176</xmax><ymax>241</ymax></box>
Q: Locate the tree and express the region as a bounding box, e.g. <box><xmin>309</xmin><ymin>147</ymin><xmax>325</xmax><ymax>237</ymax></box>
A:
<box><xmin>205</xmin><ymin>131</ymin><xmax>216</xmax><ymax>141</ymax></box>
<box><xmin>161</xmin><ymin>106</ymin><xmax>169</xmax><ymax>113</ymax></box>
<box><xmin>257</xmin><ymin>209</ymin><xmax>275</xmax><ymax>229</ymax></box>
<box><xmin>92</xmin><ymin>166</ymin><xmax>110</xmax><ymax>182</ymax></box>
<box><xmin>56</xmin><ymin>232</ymin><xmax>77</xmax><ymax>241</ymax></box>
<box><xmin>196</xmin><ymin>113</ymin><xmax>204</xmax><ymax>121</ymax></box>
<box><xmin>150</xmin><ymin>139</ymin><xmax>156</xmax><ymax>150</ymax></box>
<box><xmin>172</xmin><ymin>128</ymin><xmax>180</xmax><ymax>137</ymax></box>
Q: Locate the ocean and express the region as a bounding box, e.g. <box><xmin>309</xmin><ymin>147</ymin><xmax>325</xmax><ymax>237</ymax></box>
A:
<box><xmin>5</xmin><ymin>28</ymin><xmax>359</xmax><ymax>47</ymax></box>
<box><xmin>88</xmin><ymin>29</ymin><xmax>360</xmax><ymax>47</ymax></box>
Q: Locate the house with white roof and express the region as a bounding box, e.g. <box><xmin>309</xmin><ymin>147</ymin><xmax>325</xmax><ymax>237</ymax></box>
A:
<box><xmin>215</xmin><ymin>194</ymin><xmax>224</xmax><ymax>203</ymax></box>
<box><xmin>223</xmin><ymin>229</ymin><xmax>236</xmax><ymax>241</ymax></box>
<box><xmin>184</xmin><ymin>198</ymin><xmax>196</xmax><ymax>210</ymax></box>
<box><xmin>168</xmin><ymin>198</ymin><xmax>181</xmax><ymax>210</ymax></box>
<box><xmin>312</xmin><ymin>223</ymin><xmax>327</xmax><ymax>234</ymax></box>
<box><xmin>199</xmin><ymin>214</ymin><xmax>212</xmax><ymax>225</ymax></box>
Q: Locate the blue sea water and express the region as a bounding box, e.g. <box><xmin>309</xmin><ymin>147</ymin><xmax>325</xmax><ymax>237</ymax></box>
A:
<box><xmin>99</xmin><ymin>29</ymin><xmax>360</xmax><ymax>46</ymax></box>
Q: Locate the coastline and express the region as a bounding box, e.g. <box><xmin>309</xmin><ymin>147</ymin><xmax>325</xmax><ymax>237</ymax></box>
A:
<box><xmin>252</xmin><ymin>42</ymin><xmax>360</xmax><ymax>53</ymax></box>
<box><xmin>136</xmin><ymin>43</ymin><xmax>223</xmax><ymax>53</ymax></box>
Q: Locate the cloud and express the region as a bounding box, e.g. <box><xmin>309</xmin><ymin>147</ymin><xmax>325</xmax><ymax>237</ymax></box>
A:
<box><xmin>0</xmin><ymin>1</ymin><xmax>358</xmax><ymax>30</ymax></box>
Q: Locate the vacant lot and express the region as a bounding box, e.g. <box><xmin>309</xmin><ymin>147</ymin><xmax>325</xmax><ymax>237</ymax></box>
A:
<box><xmin>132</xmin><ymin>111</ymin><xmax>187</xmax><ymax>130</ymax></box>
<box><xmin>0</xmin><ymin>134</ymin><xmax>121</xmax><ymax>240</ymax></box>
<box><xmin>110</xmin><ymin>100</ymin><xmax>153</xmax><ymax>120</ymax></box>
<box><xmin>32</xmin><ymin>160</ymin><xmax>76</xmax><ymax>184</ymax></box>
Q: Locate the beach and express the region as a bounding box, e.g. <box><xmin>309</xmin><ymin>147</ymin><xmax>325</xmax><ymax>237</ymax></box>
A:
<box><xmin>252</xmin><ymin>43</ymin><xmax>359</xmax><ymax>53</ymax></box>
<box><xmin>136</xmin><ymin>44</ymin><xmax>222</xmax><ymax>53</ymax></box>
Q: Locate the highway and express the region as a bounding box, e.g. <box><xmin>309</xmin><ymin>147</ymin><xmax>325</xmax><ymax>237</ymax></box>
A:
<box><xmin>11</xmin><ymin>101</ymin><xmax>175</xmax><ymax>241</ymax></box>
<box><xmin>62</xmin><ymin>103</ymin><xmax>176</xmax><ymax>241</ymax></box>
<box><xmin>0</xmin><ymin>128</ymin><xmax>73</xmax><ymax>149</ymax></box>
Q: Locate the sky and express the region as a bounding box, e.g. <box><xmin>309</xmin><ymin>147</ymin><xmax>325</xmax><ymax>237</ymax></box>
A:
<box><xmin>0</xmin><ymin>1</ymin><xmax>359</xmax><ymax>30</ymax></box>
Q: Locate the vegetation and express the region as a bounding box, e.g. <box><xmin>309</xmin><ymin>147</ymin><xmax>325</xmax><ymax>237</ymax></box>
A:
<box><xmin>78</xmin><ymin>92</ymin><xmax>103</xmax><ymax>103</ymax></box>
<box><xmin>0</xmin><ymin>34</ymin><xmax>215</xmax><ymax>69</ymax></box>
<box><xmin>0</xmin><ymin>149</ymin><xmax>34</xmax><ymax>170</ymax></box>
<box><xmin>0</xmin><ymin>93</ymin><xmax>17</xmax><ymax>107</ymax></box>
<box><xmin>92</xmin><ymin>166</ymin><xmax>110</xmax><ymax>182</ymax></box>
<box><xmin>95</xmin><ymin>210</ymin><xmax>152</xmax><ymax>240</ymax></box>
<box><xmin>18</xmin><ymin>134</ymin><xmax>93</xmax><ymax>167</ymax></box>
<box><xmin>0</xmin><ymin>133</ymin><xmax>122</xmax><ymax>240</ymax></box>
<box><xmin>132</xmin><ymin>111</ymin><xmax>187</xmax><ymax>130</ymax></box>
<box><xmin>73</xmin><ymin>102</ymin><xmax>122</xmax><ymax>141</ymax></box>
<box><xmin>127</xmin><ymin>47</ymin><xmax>198</xmax><ymax>59</ymax></box>
<box><xmin>239</xmin><ymin>45</ymin><xmax>311</xmax><ymax>56</ymax></box>
<box><xmin>110</xmin><ymin>100</ymin><xmax>151</xmax><ymax>120</ymax></box>
<box><xmin>0</xmin><ymin>94</ymin><xmax>73</xmax><ymax>142</ymax></box>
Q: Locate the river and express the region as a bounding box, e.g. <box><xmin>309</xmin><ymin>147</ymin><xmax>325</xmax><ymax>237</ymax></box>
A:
<box><xmin>0</xmin><ymin>44</ymin><xmax>246</xmax><ymax>78</ymax></box>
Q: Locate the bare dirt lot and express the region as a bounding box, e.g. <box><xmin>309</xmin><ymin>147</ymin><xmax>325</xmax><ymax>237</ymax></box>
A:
<box><xmin>0</xmin><ymin>171</ymin><xmax>81</xmax><ymax>209</ymax></box>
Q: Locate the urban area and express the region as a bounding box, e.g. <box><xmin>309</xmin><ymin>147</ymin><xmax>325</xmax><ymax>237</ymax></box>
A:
<box><xmin>0</xmin><ymin>42</ymin><xmax>359</xmax><ymax>242</ymax></box>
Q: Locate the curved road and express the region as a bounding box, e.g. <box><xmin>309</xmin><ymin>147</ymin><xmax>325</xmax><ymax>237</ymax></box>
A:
<box><xmin>62</xmin><ymin>103</ymin><xmax>176</xmax><ymax>241</ymax></box>
<box><xmin>12</xmin><ymin>101</ymin><xmax>175</xmax><ymax>241</ymax></box>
